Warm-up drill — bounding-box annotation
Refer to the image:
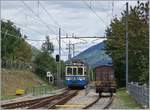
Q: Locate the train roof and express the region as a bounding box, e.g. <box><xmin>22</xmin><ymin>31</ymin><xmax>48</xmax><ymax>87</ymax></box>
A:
<box><xmin>66</xmin><ymin>63</ymin><xmax>85</xmax><ymax>66</ymax></box>
<box><xmin>95</xmin><ymin>65</ymin><xmax>113</xmax><ymax>69</ymax></box>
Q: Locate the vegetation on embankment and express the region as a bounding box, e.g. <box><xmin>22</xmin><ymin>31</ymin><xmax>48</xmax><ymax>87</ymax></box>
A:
<box><xmin>1</xmin><ymin>19</ymin><xmax>65</xmax><ymax>86</ymax></box>
<box><xmin>111</xmin><ymin>88</ymin><xmax>141</xmax><ymax>109</ymax></box>
<box><xmin>1</xmin><ymin>20</ymin><xmax>32</xmax><ymax>62</ymax></box>
<box><xmin>1</xmin><ymin>69</ymin><xmax>54</xmax><ymax>100</ymax></box>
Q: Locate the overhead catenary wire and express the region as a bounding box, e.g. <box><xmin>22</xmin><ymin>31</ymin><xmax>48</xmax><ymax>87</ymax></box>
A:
<box><xmin>22</xmin><ymin>1</ymin><xmax>66</xmax><ymax>54</ymax></box>
<box><xmin>82</xmin><ymin>0</ymin><xmax>108</xmax><ymax>26</ymax></box>
<box><xmin>0</xmin><ymin>31</ymin><xmax>57</xmax><ymax>41</ymax></box>
<box><xmin>21</xmin><ymin>1</ymin><xmax>56</xmax><ymax>35</ymax></box>
<box><xmin>39</xmin><ymin>2</ymin><xmax>59</xmax><ymax>28</ymax></box>
<box><xmin>1</xmin><ymin>18</ymin><xmax>49</xmax><ymax>36</ymax></box>
<box><xmin>3</xmin><ymin>1</ymin><xmax>68</xmax><ymax>56</ymax></box>
<box><xmin>39</xmin><ymin>1</ymin><xmax>68</xmax><ymax>35</ymax></box>
<box><xmin>22</xmin><ymin>1</ymin><xmax>106</xmax><ymax>57</ymax></box>
<box><xmin>10</xmin><ymin>7</ymin><xmax>54</xmax><ymax>32</ymax></box>
<box><xmin>23</xmin><ymin>1</ymin><xmax>72</xmax><ymax>54</ymax></box>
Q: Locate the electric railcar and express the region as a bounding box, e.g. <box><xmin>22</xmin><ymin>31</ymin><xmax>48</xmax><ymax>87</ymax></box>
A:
<box><xmin>65</xmin><ymin>62</ymin><xmax>88</xmax><ymax>88</ymax></box>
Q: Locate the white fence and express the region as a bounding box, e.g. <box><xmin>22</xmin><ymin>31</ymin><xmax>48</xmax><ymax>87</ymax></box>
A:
<box><xmin>128</xmin><ymin>82</ymin><xmax>149</xmax><ymax>108</ymax></box>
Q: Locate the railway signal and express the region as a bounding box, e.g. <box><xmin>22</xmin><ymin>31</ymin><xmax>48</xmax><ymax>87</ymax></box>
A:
<box><xmin>56</xmin><ymin>54</ymin><xmax>60</xmax><ymax>62</ymax></box>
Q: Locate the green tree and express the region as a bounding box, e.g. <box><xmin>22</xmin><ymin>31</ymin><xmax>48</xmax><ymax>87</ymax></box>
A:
<box><xmin>34</xmin><ymin>52</ymin><xmax>56</xmax><ymax>79</ymax></box>
<box><xmin>34</xmin><ymin>37</ymin><xmax>56</xmax><ymax>80</ymax></box>
<box><xmin>105</xmin><ymin>1</ymin><xmax>149</xmax><ymax>87</ymax></box>
<box><xmin>41</xmin><ymin>36</ymin><xmax>54</xmax><ymax>54</ymax></box>
<box><xmin>15</xmin><ymin>39</ymin><xmax>32</xmax><ymax>62</ymax></box>
<box><xmin>1</xmin><ymin>20</ymin><xmax>32</xmax><ymax>62</ymax></box>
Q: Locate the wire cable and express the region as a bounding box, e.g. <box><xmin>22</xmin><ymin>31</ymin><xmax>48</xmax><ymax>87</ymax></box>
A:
<box><xmin>39</xmin><ymin>1</ymin><xmax>69</xmax><ymax>35</ymax></box>
<box><xmin>82</xmin><ymin>0</ymin><xmax>108</xmax><ymax>26</ymax></box>
<box><xmin>22</xmin><ymin>1</ymin><xmax>56</xmax><ymax>35</ymax></box>
<box><xmin>0</xmin><ymin>31</ymin><xmax>56</xmax><ymax>41</ymax></box>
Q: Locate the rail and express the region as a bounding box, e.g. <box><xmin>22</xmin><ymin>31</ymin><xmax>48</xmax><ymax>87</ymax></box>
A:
<box><xmin>48</xmin><ymin>90</ymin><xmax>78</xmax><ymax>109</ymax></box>
<box><xmin>1</xmin><ymin>89</ymin><xmax>70</xmax><ymax>109</ymax></box>
<box><xmin>83</xmin><ymin>95</ymin><xmax>114</xmax><ymax>109</ymax></box>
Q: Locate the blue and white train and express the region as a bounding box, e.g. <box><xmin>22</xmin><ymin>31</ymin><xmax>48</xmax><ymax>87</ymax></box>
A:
<box><xmin>65</xmin><ymin>61</ymin><xmax>88</xmax><ymax>88</ymax></box>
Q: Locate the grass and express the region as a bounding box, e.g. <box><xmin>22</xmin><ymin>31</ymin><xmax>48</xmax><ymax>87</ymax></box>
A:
<box><xmin>1</xmin><ymin>95</ymin><xmax>18</xmax><ymax>100</ymax></box>
<box><xmin>115</xmin><ymin>88</ymin><xmax>141</xmax><ymax>109</ymax></box>
<box><xmin>1</xmin><ymin>69</ymin><xmax>56</xmax><ymax>100</ymax></box>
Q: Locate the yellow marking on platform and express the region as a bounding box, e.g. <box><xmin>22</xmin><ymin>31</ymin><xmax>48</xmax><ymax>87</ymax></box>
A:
<box><xmin>55</xmin><ymin>104</ymin><xmax>86</xmax><ymax>108</ymax></box>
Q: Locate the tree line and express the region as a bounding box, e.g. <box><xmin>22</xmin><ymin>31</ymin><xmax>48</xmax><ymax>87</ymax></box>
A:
<box><xmin>104</xmin><ymin>1</ymin><xmax>149</xmax><ymax>87</ymax></box>
<box><xmin>1</xmin><ymin>20</ymin><xmax>32</xmax><ymax>62</ymax></box>
<box><xmin>1</xmin><ymin>20</ymin><xmax>65</xmax><ymax>82</ymax></box>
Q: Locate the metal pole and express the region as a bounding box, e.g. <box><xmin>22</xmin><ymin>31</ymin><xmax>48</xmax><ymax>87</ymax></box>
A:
<box><xmin>56</xmin><ymin>62</ymin><xmax>59</xmax><ymax>85</ymax></box>
<box><xmin>73</xmin><ymin>44</ymin><xmax>75</xmax><ymax>57</ymax></box>
<box><xmin>4</xmin><ymin>30</ymin><xmax>8</xmax><ymax>59</ymax></box>
<box><xmin>68</xmin><ymin>40</ymin><xmax>71</xmax><ymax>60</ymax></box>
<box><xmin>125</xmin><ymin>2</ymin><xmax>128</xmax><ymax>89</ymax></box>
<box><xmin>58</xmin><ymin>28</ymin><xmax>61</xmax><ymax>80</ymax></box>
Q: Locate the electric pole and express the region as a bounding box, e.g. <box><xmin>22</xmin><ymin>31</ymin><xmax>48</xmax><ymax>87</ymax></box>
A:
<box><xmin>58</xmin><ymin>28</ymin><xmax>61</xmax><ymax>80</ymax></box>
<box><xmin>72</xmin><ymin>44</ymin><xmax>75</xmax><ymax>57</ymax></box>
<box><xmin>125</xmin><ymin>2</ymin><xmax>128</xmax><ymax>89</ymax></box>
<box><xmin>68</xmin><ymin>40</ymin><xmax>72</xmax><ymax>60</ymax></box>
<box><xmin>4</xmin><ymin>30</ymin><xmax>8</xmax><ymax>59</ymax></box>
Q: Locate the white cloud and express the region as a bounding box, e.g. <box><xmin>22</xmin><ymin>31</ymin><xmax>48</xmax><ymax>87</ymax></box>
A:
<box><xmin>1</xmin><ymin>0</ymin><xmax>138</xmax><ymax>61</ymax></box>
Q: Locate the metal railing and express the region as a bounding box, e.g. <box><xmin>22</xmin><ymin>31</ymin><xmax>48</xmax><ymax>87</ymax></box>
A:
<box><xmin>127</xmin><ymin>82</ymin><xmax>149</xmax><ymax>108</ymax></box>
<box><xmin>1</xmin><ymin>59</ymin><xmax>33</xmax><ymax>70</ymax></box>
<box><xmin>26</xmin><ymin>85</ymin><xmax>54</xmax><ymax>96</ymax></box>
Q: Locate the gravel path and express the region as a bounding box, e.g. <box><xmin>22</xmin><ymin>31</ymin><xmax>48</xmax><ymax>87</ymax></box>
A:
<box><xmin>56</xmin><ymin>88</ymin><xmax>114</xmax><ymax>109</ymax></box>
<box><xmin>57</xmin><ymin>89</ymin><xmax>98</xmax><ymax>109</ymax></box>
<box><xmin>88</xmin><ymin>97</ymin><xmax>111</xmax><ymax>109</ymax></box>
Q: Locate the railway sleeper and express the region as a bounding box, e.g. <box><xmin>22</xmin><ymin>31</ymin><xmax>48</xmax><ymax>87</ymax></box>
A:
<box><xmin>48</xmin><ymin>91</ymin><xmax>78</xmax><ymax>109</ymax></box>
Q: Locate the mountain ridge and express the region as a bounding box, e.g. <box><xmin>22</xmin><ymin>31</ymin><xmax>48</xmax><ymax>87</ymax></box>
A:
<box><xmin>73</xmin><ymin>42</ymin><xmax>112</xmax><ymax>68</ymax></box>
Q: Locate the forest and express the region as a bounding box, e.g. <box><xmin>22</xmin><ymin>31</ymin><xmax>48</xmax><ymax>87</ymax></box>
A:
<box><xmin>105</xmin><ymin>1</ymin><xmax>149</xmax><ymax>87</ymax></box>
<box><xmin>1</xmin><ymin>20</ymin><xmax>64</xmax><ymax>81</ymax></box>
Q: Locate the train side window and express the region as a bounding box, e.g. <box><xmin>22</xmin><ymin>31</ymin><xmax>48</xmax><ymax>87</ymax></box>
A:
<box><xmin>78</xmin><ymin>67</ymin><xmax>83</xmax><ymax>75</ymax></box>
<box><xmin>67</xmin><ymin>67</ymin><xmax>72</xmax><ymax>75</ymax></box>
<box><xmin>73</xmin><ymin>68</ymin><xmax>77</xmax><ymax>75</ymax></box>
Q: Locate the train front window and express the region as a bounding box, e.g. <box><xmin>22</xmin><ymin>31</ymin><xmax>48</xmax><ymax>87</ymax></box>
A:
<box><xmin>73</xmin><ymin>68</ymin><xmax>77</xmax><ymax>75</ymax></box>
<box><xmin>78</xmin><ymin>67</ymin><xmax>83</xmax><ymax>75</ymax></box>
<box><xmin>67</xmin><ymin>67</ymin><xmax>72</xmax><ymax>75</ymax></box>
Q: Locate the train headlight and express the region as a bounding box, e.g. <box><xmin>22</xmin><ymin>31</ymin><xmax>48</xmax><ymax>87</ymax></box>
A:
<box><xmin>79</xmin><ymin>77</ymin><xmax>85</xmax><ymax>80</ymax></box>
<box><xmin>66</xmin><ymin>77</ymin><xmax>71</xmax><ymax>80</ymax></box>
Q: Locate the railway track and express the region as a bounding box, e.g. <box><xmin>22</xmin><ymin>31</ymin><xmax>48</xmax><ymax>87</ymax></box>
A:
<box><xmin>1</xmin><ymin>89</ymin><xmax>78</xmax><ymax>109</ymax></box>
<box><xmin>84</xmin><ymin>95</ymin><xmax>114</xmax><ymax>109</ymax></box>
<box><xmin>2</xmin><ymin>89</ymin><xmax>113</xmax><ymax>109</ymax></box>
<box><xmin>55</xmin><ymin>92</ymin><xmax>114</xmax><ymax>109</ymax></box>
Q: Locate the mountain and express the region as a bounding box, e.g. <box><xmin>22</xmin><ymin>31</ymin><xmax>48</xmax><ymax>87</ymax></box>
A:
<box><xmin>72</xmin><ymin>42</ymin><xmax>112</xmax><ymax>68</ymax></box>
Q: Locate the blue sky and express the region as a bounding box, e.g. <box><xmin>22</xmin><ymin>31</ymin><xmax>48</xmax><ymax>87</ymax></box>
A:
<box><xmin>1</xmin><ymin>0</ymin><xmax>138</xmax><ymax>60</ymax></box>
